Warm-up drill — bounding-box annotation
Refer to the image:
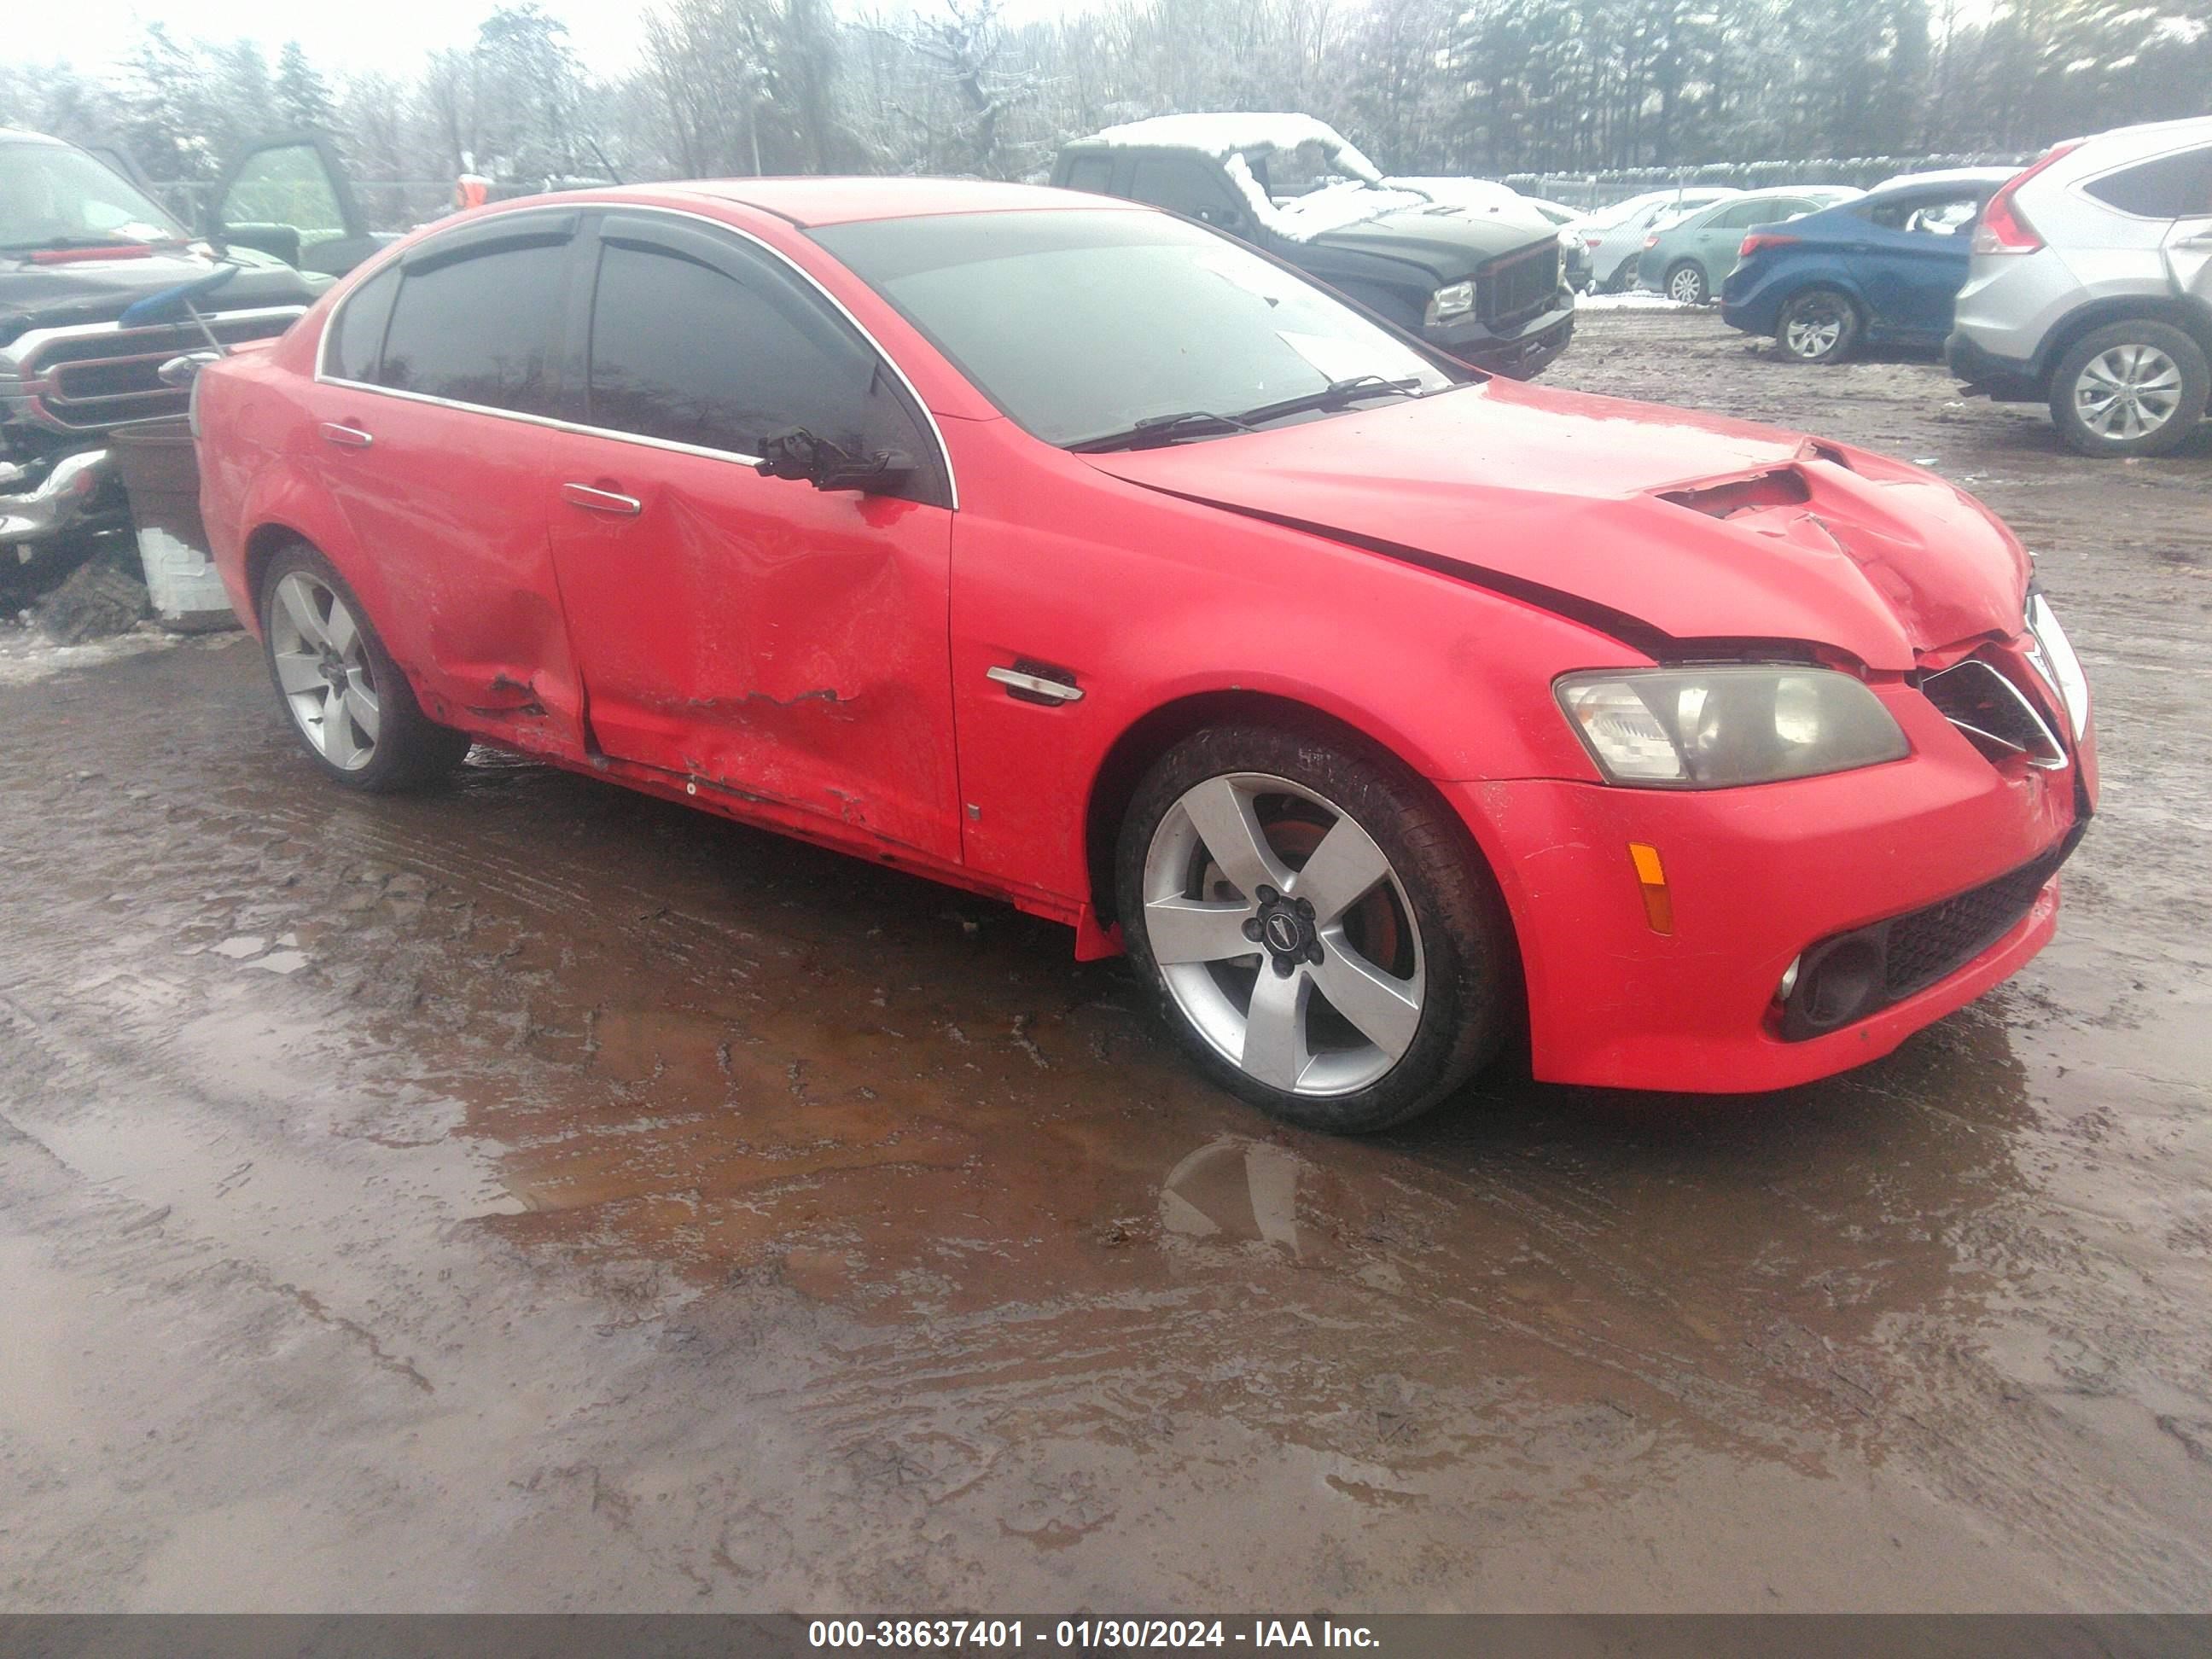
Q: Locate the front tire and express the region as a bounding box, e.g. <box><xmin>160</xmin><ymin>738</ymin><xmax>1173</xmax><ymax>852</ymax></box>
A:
<box><xmin>2048</xmin><ymin>321</ymin><xmax>2209</xmax><ymax>457</ymax></box>
<box><xmin>1115</xmin><ymin>724</ymin><xmax>1511</xmax><ymax>1133</ymax></box>
<box><xmin>1665</xmin><ymin>261</ymin><xmax>1709</xmax><ymax>306</ymax></box>
<box><xmin>259</xmin><ymin>542</ymin><xmax>470</xmax><ymax>792</ymax></box>
<box><xmin>1776</xmin><ymin>288</ymin><xmax>1861</xmax><ymax>364</ymax></box>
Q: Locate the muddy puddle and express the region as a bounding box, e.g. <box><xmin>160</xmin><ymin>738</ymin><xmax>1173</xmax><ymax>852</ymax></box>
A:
<box><xmin>2</xmin><ymin>309</ymin><xmax>2208</xmax><ymax>1611</ymax></box>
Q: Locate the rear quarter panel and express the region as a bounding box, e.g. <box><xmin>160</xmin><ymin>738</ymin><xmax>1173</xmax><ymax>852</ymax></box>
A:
<box><xmin>196</xmin><ymin>341</ymin><xmax>346</xmax><ymax>633</ymax></box>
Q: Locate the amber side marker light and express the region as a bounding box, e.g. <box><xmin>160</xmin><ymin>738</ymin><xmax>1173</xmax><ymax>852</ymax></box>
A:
<box><xmin>1628</xmin><ymin>841</ymin><xmax>1674</xmax><ymax>934</ymax></box>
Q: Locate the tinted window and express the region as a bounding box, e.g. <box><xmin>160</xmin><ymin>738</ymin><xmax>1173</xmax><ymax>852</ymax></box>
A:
<box><xmin>1129</xmin><ymin>158</ymin><xmax>1232</xmax><ymax>218</ymax></box>
<box><xmin>1707</xmin><ymin>201</ymin><xmax>1767</xmax><ymax>230</ymax></box>
<box><xmin>377</xmin><ymin>242</ymin><xmax>565</xmax><ymax>414</ymax></box>
<box><xmin>585</xmin><ymin>240</ymin><xmax>910</xmax><ymax>462</ymax></box>
<box><xmin>327</xmin><ymin>264</ymin><xmax>399</xmax><ymax>382</ymax></box>
<box><xmin>1062</xmin><ymin>155</ymin><xmax>1113</xmax><ymax>195</ymax></box>
<box><xmin>815</xmin><ymin>209</ymin><xmax>1452</xmax><ymax>447</ymax></box>
<box><xmin>2083</xmin><ymin>147</ymin><xmax>2212</xmax><ymax>218</ymax></box>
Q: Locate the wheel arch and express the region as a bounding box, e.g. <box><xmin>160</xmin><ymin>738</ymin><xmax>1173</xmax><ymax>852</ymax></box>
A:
<box><xmin>1782</xmin><ymin>275</ymin><xmax>1868</xmax><ymax>314</ymax></box>
<box><xmin>225</xmin><ymin>455</ymin><xmax>370</xmax><ymax>638</ymax></box>
<box><xmin>2033</xmin><ymin>295</ymin><xmax>2212</xmax><ymax>387</ymax></box>
<box><xmin>1080</xmin><ymin>687</ymin><xmax>1516</xmax><ymax>951</ymax></box>
<box><xmin>243</xmin><ymin>520</ymin><xmax>315</xmax><ymax>626</ymax></box>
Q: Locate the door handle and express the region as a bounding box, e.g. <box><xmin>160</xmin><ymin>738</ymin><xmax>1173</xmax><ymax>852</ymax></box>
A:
<box><xmin>2174</xmin><ymin>233</ymin><xmax>2212</xmax><ymax>251</ymax></box>
<box><xmin>987</xmin><ymin>663</ymin><xmax>1083</xmax><ymax>704</ymax></box>
<box><xmin>562</xmin><ymin>481</ymin><xmax>643</xmax><ymax>517</ymax></box>
<box><xmin>318</xmin><ymin>422</ymin><xmax>373</xmax><ymax>449</ymax></box>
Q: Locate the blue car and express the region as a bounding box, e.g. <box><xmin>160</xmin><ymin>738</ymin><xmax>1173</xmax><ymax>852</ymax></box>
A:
<box><xmin>1720</xmin><ymin>170</ymin><xmax>2022</xmax><ymax>364</ymax></box>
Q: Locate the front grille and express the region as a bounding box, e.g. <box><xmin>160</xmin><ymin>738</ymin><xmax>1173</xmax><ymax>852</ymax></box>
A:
<box><xmin>1779</xmin><ymin>832</ymin><xmax>2081</xmax><ymax>1040</ymax></box>
<box><xmin>1882</xmin><ymin>845</ymin><xmax>2071</xmax><ymax>1000</ymax></box>
<box><xmin>1920</xmin><ymin>657</ymin><xmax>2064</xmax><ymax>767</ymax></box>
<box><xmin>20</xmin><ymin>311</ymin><xmax>300</xmax><ymax>431</ymax></box>
<box><xmin>1476</xmin><ymin>241</ymin><xmax>1560</xmax><ymax>325</ymax></box>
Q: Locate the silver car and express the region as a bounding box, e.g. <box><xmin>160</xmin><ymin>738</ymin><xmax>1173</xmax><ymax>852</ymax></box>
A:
<box><xmin>1948</xmin><ymin>116</ymin><xmax>2212</xmax><ymax>457</ymax></box>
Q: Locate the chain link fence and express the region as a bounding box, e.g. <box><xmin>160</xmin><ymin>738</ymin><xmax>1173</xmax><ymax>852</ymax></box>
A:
<box><xmin>1504</xmin><ymin>154</ymin><xmax>2040</xmax><ymax>211</ymax></box>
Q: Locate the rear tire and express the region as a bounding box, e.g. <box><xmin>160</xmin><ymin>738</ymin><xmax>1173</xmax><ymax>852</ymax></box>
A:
<box><xmin>1115</xmin><ymin>723</ymin><xmax>1511</xmax><ymax>1134</ymax></box>
<box><xmin>1776</xmin><ymin>288</ymin><xmax>1861</xmax><ymax>364</ymax></box>
<box><xmin>259</xmin><ymin>541</ymin><xmax>470</xmax><ymax>792</ymax></box>
<box><xmin>1665</xmin><ymin>261</ymin><xmax>1709</xmax><ymax>306</ymax></box>
<box><xmin>2048</xmin><ymin>321</ymin><xmax>2209</xmax><ymax>457</ymax></box>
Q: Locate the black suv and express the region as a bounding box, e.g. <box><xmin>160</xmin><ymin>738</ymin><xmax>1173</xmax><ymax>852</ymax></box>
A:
<box><xmin>1052</xmin><ymin>115</ymin><xmax>1575</xmax><ymax>378</ymax></box>
<box><xmin>2</xmin><ymin>131</ymin><xmax>379</xmax><ymax>600</ymax></box>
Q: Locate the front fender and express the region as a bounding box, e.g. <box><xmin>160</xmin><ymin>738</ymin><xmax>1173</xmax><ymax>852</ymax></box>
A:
<box><xmin>941</xmin><ymin>422</ymin><xmax>1633</xmax><ymax>913</ymax></box>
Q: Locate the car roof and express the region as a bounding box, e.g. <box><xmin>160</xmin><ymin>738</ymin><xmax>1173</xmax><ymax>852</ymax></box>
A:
<box><xmin>1064</xmin><ymin>112</ymin><xmax>1363</xmax><ymax>160</ymax></box>
<box><xmin>643</xmin><ymin>177</ymin><xmax>1143</xmax><ymax>228</ymax></box>
<box><xmin>2065</xmin><ymin>114</ymin><xmax>2212</xmax><ymax>150</ymax></box>
<box><xmin>1684</xmin><ymin>184</ymin><xmax>1860</xmax><ymax>217</ymax></box>
<box><xmin>1869</xmin><ymin>166</ymin><xmax>2022</xmax><ymax>193</ymax></box>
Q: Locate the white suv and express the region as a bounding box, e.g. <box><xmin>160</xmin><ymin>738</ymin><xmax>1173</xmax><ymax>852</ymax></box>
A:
<box><xmin>1948</xmin><ymin>116</ymin><xmax>2212</xmax><ymax>457</ymax></box>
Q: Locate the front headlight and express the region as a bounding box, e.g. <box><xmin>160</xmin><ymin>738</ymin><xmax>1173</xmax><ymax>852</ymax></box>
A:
<box><xmin>2023</xmin><ymin>591</ymin><xmax>2090</xmax><ymax>741</ymax></box>
<box><xmin>1430</xmin><ymin>280</ymin><xmax>1475</xmax><ymax>320</ymax></box>
<box><xmin>1556</xmin><ymin>667</ymin><xmax>1910</xmax><ymax>789</ymax></box>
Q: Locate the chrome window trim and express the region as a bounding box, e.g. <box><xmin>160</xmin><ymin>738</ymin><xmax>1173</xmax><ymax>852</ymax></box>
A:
<box><xmin>311</xmin><ymin>201</ymin><xmax>960</xmax><ymax>509</ymax></box>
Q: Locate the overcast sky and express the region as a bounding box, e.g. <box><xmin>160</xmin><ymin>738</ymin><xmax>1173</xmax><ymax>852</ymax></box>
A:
<box><xmin>21</xmin><ymin>0</ymin><xmax>1084</xmax><ymax>81</ymax></box>
<box><xmin>25</xmin><ymin>0</ymin><xmax>659</xmax><ymax>78</ymax></box>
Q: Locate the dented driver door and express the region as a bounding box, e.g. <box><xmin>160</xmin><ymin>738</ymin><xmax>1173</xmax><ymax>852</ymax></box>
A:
<box><xmin>542</xmin><ymin>212</ymin><xmax>962</xmax><ymax>863</ymax></box>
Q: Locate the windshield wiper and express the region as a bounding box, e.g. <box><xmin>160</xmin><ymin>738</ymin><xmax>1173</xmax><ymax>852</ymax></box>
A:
<box><xmin>1231</xmin><ymin>374</ymin><xmax>1427</xmax><ymax>428</ymax></box>
<box><xmin>1067</xmin><ymin>408</ymin><xmax>1259</xmax><ymax>454</ymax></box>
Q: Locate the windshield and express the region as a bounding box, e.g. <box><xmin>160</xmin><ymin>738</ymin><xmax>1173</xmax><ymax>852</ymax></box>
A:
<box><xmin>0</xmin><ymin>143</ymin><xmax>188</xmax><ymax>251</ymax></box>
<box><xmin>813</xmin><ymin>209</ymin><xmax>1455</xmax><ymax>448</ymax></box>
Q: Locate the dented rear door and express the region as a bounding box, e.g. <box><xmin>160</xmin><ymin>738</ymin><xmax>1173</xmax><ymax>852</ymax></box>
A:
<box><xmin>543</xmin><ymin>212</ymin><xmax>962</xmax><ymax>863</ymax></box>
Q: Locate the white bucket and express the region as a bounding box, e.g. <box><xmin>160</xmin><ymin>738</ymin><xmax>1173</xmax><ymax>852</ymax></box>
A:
<box><xmin>135</xmin><ymin>525</ymin><xmax>234</xmax><ymax>629</ymax></box>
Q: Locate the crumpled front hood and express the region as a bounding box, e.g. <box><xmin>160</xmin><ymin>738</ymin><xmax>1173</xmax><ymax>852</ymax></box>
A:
<box><xmin>1082</xmin><ymin>378</ymin><xmax>2029</xmax><ymax>671</ymax></box>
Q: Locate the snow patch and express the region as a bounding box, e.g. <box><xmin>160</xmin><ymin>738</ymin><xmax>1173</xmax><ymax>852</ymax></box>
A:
<box><xmin>1080</xmin><ymin>113</ymin><xmax>1383</xmax><ymax>183</ymax></box>
<box><xmin>1223</xmin><ymin>161</ymin><xmax>1437</xmax><ymax>242</ymax></box>
<box><xmin>0</xmin><ymin>622</ymin><xmax>181</xmax><ymax>687</ymax></box>
<box><xmin>1575</xmin><ymin>291</ymin><xmax>1692</xmax><ymax>311</ymax></box>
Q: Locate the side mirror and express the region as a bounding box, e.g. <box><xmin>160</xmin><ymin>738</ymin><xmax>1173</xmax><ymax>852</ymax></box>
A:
<box><xmin>158</xmin><ymin>350</ymin><xmax>224</xmax><ymax>387</ymax></box>
<box><xmin>754</xmin><ymin>428</ymin><xmax>913</xmax><ymax>495</ymax></box>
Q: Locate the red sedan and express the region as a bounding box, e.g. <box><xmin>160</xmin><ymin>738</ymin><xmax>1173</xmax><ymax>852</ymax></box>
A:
<box><xmin>192</xmin><ymin>179</ymin><xmax>2097</xmax><ymax>1132</ymax></box>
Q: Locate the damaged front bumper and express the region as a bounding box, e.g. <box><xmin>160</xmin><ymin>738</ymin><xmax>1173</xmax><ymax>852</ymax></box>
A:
<box><xmin>1</xmin><ymin>447</ymin><xmax>116</xmax><ymax>549</ymax></box>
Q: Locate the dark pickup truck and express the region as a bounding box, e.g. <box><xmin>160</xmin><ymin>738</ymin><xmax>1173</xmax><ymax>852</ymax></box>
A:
<box><xmin>2</xmin><ymin>130</ymin><xmax>380</xmax><ymax>602</ymax></box>
<box><xmin>1052</xmin><ymin>114</ymin><xmax>1575</xmax><ymax>379</ymax></box>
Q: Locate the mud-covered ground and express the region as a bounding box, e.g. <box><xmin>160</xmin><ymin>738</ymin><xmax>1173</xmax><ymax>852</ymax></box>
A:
<box><xmin>3</xmin><ymin>308</ymin><xmax>2208</xmax><ymax>1613</ymax></box>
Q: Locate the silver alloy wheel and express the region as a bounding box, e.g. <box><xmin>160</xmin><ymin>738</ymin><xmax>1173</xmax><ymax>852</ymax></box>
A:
<box><xmin>2073</xmin><ymin>344</ymin><xmax>2183</xmax><ymax>440</ymax></box>
<box><xmin>1784</xmin><ymin>305</ymin><xmax>1844</xmax><ymax>359</ymax></box>
<box><xmin>1668</xmin><ymin>265</ymin><xmax>1705</xmax><ymax>305</ymax></box>
<box><xmin>1142</xmin><ymin>771</ymin><xmax>1425</xmax><ymax>1097</ymax></box>
<box><xmin>269</xmin><ymin>570</ymin><xmax>381</xmax><ymax>771</ymax></box>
